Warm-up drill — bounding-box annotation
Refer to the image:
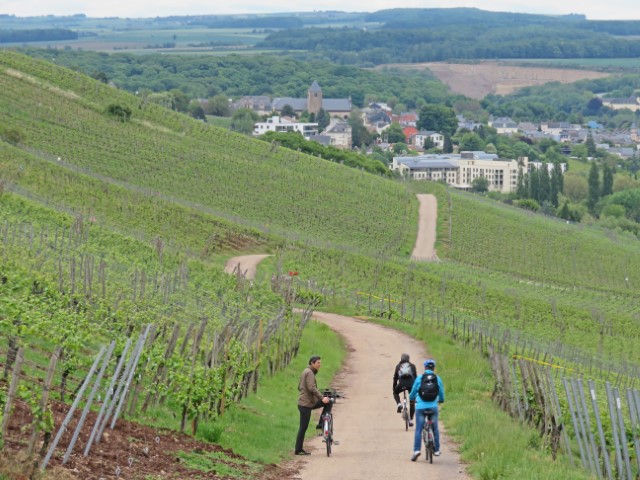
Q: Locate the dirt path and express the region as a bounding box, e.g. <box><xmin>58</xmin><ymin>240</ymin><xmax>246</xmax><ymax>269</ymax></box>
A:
<box><xmin>292</xmin><ymin>312</ymin><xmax>470</xmax><ymax>479</ymax></box>
<box><xmin>411</xmin><ymin>194</ymin><xmax>439</xmax><ymax>261</ymax></box>
<box><xmin>224</xmin><ymin>254</ymin><xmax>271</xmax><ymax>279</ymax></box>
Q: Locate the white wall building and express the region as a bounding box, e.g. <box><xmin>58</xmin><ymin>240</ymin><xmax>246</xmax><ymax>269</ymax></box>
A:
<box><xmin>253</xmin><ymin>116</ymin><xmax>319</xmax><ymax>138</ymax></box>
<box><xmin>391</xmin><ymin>151</ymin><xmax>525</xmax><ymax>193</ymax></box>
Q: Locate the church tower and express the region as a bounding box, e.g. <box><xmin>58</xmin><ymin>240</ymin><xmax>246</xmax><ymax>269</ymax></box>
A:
<box><xmin>631</xmin><ymin>122</ymin><xmax>638</xmax><ymax>142</ymax></box>
<box><xmin>307</xmin><ymin>81</ymin><xmax>323</xmax><ymax>115</ymax></box>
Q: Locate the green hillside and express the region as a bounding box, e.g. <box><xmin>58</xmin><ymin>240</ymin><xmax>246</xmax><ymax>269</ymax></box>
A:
<box><xmin>1</xmin><ymin>50</ymin><xmax>639</xmax><ymax>479</ymax></box>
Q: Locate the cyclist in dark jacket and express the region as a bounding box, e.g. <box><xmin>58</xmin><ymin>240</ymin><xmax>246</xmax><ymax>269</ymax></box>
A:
<box><xmin>409</xmin><ymin>359</ymin><xmax>445</xmax><ymax>461</ymax></box>
<box><xmin>392</xmin><ymin>353</ymin><xmax>417</xmax><ymax>425</ymax></box>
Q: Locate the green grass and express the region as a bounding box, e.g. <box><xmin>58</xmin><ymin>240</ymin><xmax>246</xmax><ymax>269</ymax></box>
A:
<box><xmin>194</xmin><ymin>321</ymin><xmax>345</xmax><ymax>464</ymax></box>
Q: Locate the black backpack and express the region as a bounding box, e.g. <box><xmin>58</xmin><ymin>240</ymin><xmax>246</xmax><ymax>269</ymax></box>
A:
<box><xmin>418</xmin><ymin>373</ymin><xmax>439</xmax><ymax>401</ymax></box>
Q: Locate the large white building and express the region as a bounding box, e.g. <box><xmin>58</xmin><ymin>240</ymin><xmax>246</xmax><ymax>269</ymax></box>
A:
<box><xmin>391</xmin><ymin>151</ymin><xmax>527</xmax><ymax>193</ymax></box>
<box><xmin>253</xmin><ymin>116</ymin><xmax>319</xmax><ymax>138</ymax></box>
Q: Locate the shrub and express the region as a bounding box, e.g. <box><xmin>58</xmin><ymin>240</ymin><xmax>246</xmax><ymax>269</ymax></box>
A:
<box><xmin>514</xmin><ymin>198</ymin><xmax>540</xmax><ymax>212</ymax></box>
<box><xmin>1</xmin><ymin>128</ymin><xmax>25</xmax><ymax>145</ymax></box>
<box><xmin>106</xmin><ymin>103</ymin><xmax>132</xmax><ymax>122</ymax></box>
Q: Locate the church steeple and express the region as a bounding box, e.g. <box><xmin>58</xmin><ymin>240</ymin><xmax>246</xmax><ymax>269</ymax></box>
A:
<box><xmin>307</xmin><ymin>80</ymin><xmax>323</xmax><ymax>115</ymax></box>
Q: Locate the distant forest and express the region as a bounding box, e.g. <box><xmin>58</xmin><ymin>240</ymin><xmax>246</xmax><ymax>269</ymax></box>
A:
<box><xmin>259</xmin><ymin>8</ymin><xmax>640</xmax><ymax>66</ymax></box>
<box><xmin>18</xmin><ymin>48</ymin><xmax>456</xmax><ymax>109</ymax></box>
<box><xmin>0</xmin><ymin>28</ymin><xmax>77</xmax><ymax>43</ymax></box>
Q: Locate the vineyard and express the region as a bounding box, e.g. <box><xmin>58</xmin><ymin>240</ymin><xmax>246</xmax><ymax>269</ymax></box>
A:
<box><xmin>1</xmin><ymin>49</ymin><xmax>640</xmax><ymax>479</ymax></box>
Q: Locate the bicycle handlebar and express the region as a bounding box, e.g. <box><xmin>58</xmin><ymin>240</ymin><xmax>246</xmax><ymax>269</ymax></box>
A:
<box><xmin>321</xmin><ymin>389</ymin><xmax>345</xmax><ymax>399</ymax></box>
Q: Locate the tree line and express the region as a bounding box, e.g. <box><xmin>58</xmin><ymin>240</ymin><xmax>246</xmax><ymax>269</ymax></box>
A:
<box><xmin>258</xmin><ymin>25</ymin><xmax>640</xmax><ymax>66</ymax></box>
<box><xmin>0</xmin><ymin>29</ymin><xmax>77</xmax><ymax>43</ymax></box>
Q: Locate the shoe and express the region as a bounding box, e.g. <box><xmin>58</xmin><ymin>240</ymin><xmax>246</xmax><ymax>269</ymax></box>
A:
<box><xmin>315</xmin><ymin>423</ymin><xmax>323</xmax><ymax>430</ymax></box>
<box><xmin>295</xmin><ymin>450</ymin><xmax>311</xmax><ymax>455</ymax></box>
<box><xmin>397</xmin><ymin>403</ymin><xmax>403</xmax><ymax>413</ymax></box>
<box><xmin>411</xmin><ymin>451</ymin><xmax>421</xmax><ymax>461</ymax></box>
<box><xmin>409</xmin><ymin>421</ymin><xmax>414</xmax><ymax>427</ymax></box>
<box><xmin>434</xmin><ymin>450</ymin><xmax>441</xmax><ymax>456</ymax></box>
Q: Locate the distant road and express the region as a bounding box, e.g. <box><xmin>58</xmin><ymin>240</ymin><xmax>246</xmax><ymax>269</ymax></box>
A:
<box><xmin>411</xmin><ymin>194</ymin><xmax>439</xmax><ymax>262</ymax></box>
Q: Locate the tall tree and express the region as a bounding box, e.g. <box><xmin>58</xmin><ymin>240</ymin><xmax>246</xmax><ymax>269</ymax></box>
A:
<box><xmin>315</xmin><ymin>109</ymin><xmax>331</xmax><ymax>131</ymax></box>
<box><xmin>539</xmin><ymin>163</ymin><xmax>551</xmax><ymax>204</ymax></box>
<box><xmin>230</xmin><ymin>108</ymin><xmax>259</xmax><ymax>135</ymax></box>
<box><xmin>348</xmin><ymin>110</ymin><xmax>371</xmax><ymax>148</ymax></box>
<box><xmin>588</xmin><ymin>161</ymin><xmax>600</xmax><ymax>212</ymax></box>
<box><xmin>529</xmin><ymin>167</ymin><xmax>540</xmax><ymax>203</ymax></box>
<box><xmin>585</xmin><ymin>132</ymin><xmax>597</xmax><ymax>157</ymax></box>
<box><xmin>417</xmin><ymin>104</ymin><xmax>458</xmax><ymax>137</ymax></box>
<box><xmin>602</xmin><ymin>163</ymin><xmax>614</xmax><ymax>197</ymax></box>
<box><xmin>442</xmin><ymin>134</ymin><xmax>453</xmax><ymax>153</ymax></box>
<box><xmin>386</xmin><ymin>123</ymin><xmax>406</xmax><ymax>143</ymax></box>
<box><xmin>516</xmin><ymin>167</ymin><xmax>527</xmax><ymax>198</ymax></box>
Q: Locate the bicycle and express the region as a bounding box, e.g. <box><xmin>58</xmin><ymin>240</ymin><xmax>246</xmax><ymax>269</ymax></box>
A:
<box><xmin>320</xmin><ymin>389</ymin><xmax>343</xmax><ymax>457</ymax></box>
<box><xmin>421</xmin><ymin>408</ymin><xmax>437</xmax><ymax>463</ymax></box>
<box><xmin>401</xmin><ymin>390</ymin><xmax>410</xmax><ymax>431</ymax></box>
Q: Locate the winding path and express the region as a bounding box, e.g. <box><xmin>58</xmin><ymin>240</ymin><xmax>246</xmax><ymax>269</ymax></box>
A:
<box><xmin>292</xmin><ymin>312</ymin><xmax>470</xmax><ymax>480</ymax></box>
<box><xmin>223</xmin><ymin>195</ymin><xmax>468</xmax><ymax>478</ymax></box>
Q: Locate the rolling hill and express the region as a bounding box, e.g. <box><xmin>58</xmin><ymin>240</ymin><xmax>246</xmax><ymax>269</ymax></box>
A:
<box><xmin>2</xmin><ymin>50</ymin><xmax>639</xmax><ymax>479</ymax></box>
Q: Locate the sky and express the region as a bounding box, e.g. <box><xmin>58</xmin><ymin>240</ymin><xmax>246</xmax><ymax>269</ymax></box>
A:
<box><xmin>0</xmin><ymin>0</ymin><xmax>639</xmax><ymax>21</ymax></box>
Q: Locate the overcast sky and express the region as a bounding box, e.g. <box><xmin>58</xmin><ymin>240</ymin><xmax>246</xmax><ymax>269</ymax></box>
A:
<box><xmin>1</xmin><ymin>0</ymin><xmax>638</xmax><ymax>21</ymax></box>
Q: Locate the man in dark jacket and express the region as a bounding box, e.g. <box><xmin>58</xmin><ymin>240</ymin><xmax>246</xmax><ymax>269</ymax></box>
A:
<box><xmin>295</xmin><ymin>355</ymin><xmax>331</xmax><ymax>455</ymax></box>
<box><xmin>393</xmin><ymin>353</ymin><xmax>417</xmax><ymax>426</ymax></box>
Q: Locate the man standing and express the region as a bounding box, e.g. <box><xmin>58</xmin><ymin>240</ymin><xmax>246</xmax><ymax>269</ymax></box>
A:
<box><xmin>409</xmin><ymin>359</ymin><xmax>445</xmax><ymax>461</ymax></box>
<box><xmin>392</xmin><ymin>353</ymin><xmax>417</xmax><ymax>426</ymax></box>
<box><xmin>295</xmin><ymin>355</ymin><xmax>331</xmax><ymax>455</ymax></box>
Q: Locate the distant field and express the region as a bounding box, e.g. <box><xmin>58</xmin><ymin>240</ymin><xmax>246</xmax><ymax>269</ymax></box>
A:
<box><xmin>509</xmin><ymin>58</ymin><xmax>640</xmax><ymax>69</ymax></box>
<box><xmin>373</xmin><ymin>61</ymin><xmax>610</xmax><ymax>99</ymax></box>
<box><xmin>2</xmin><ymin>28</ymin><xmax>267</xmax><ymax>53</ymax></box>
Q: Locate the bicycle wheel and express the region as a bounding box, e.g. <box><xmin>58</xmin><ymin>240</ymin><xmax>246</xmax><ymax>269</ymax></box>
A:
<box><xmin>324</xmin><ymin>417</ymin><xmax>332</xmax><ymax>457</ymax></box>
<box><xmin>427</xmin><ymin>427</ymin><xmax>435</xmax><ymax>464</ymax></box>
<box><xmin>422</xmin><ymin>425</ymin><xmax>431</xmax><ymax>463</ymax></box>
<box><xmin>403</xmin><ymin>401</ymin><xmax>409</xmax><ymax>431</ymax></box>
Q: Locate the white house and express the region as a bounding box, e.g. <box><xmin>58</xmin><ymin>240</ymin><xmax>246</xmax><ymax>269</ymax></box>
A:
<box><xmin>253</xmin><ymin>116</ymin><xmax>319</xmax><ymax>138</ymax></box>
<box><xmin>410</xmin><ymin>131</ymin><xmax>445</xmax><ymax>150</ymax></box>
<box><xmin>323</xmin><ymin>119</ymin><xmax>352</xmax><ymax>149</ymax></box>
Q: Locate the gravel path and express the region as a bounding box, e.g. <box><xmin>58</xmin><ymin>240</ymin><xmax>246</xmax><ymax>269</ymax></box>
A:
<box><xmin>290</xmin><ymin>312</ymin><xmax>470</xmax><ymax>480</ymax></box>
<box><xmin>411</xmin><ymin>194</ymin><xmax>439</xmax><ymax>261</ymax></box>
<box><xmin>223</xmin><ymin>195</ymin><xmax>470</xmax><ymax>479</ymax></box>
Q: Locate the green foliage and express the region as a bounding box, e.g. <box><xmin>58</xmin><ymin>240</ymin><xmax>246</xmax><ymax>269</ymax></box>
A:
<box><xmin>20</xmin><ymin>48</ymin><xmax>454</xmax><ymax>111</ymax></box>
<box><xmin>514</xmin><ymin>198</ymin><xmax>541</xmax><ymax>211</ymax></box>
<box><xmin>106</xmin><ymin>103</ymin><xmax>132</xmax><ymax>122</ymax></box>
<box><xmin>417</xmin><ymin>104</ymin><xmax>458</xmax><ymax>137</ymax></box>
<box><xmin>588</xmin><ymin>162</ymin><xmax>601</xmax><ymax>212</ymax></box>
<box><xmin>471</xmin><ymin>176</ymin><xmax>489</xmax><ymax>193</ymax></box>
<box><xmin>259</xmin><ymin>131</ymin><xmax>388</xmax><ymax>175</ymax></box>
<box><xmin>0</xmin><ymin>127</ymin><xmax>24</xmax><ymax>145</ymax></box>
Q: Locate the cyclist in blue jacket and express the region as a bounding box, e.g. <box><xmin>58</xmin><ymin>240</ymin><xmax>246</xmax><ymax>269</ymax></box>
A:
<box><xmin>409</xmin><ymin>359</ymin><xmax>445</xmax><ymax>461</ymax></box>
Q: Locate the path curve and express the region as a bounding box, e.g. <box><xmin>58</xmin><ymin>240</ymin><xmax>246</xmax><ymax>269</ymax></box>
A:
<box><xmin>290</xmin><ymin>312</ymin><xmax>470</xmax><ymax>480</ymax></box>
<box><xmin>411</xmin><ymin>194</ymin><xmax>439</xmax><ymax>261</ymax></box>
<box><xmin>224</xmin><ymin>254</ymin><xmax>271</xmax><ymax>279</ymax></box>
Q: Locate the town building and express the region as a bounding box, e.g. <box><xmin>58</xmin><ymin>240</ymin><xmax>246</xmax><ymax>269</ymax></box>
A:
<box><xmin>253</xmin><ymin>116</ymin><xmax>319</xmax><ymax>138</ymax></box>
<box><xmin>271</xmin><ymin>81</ymin><xmax>352</xmax><ymax>118</ymax></box>
<box><xmin>391</xmin><ymin>151</ymin><xmax>526</xmax><ymax>193</ymax></box>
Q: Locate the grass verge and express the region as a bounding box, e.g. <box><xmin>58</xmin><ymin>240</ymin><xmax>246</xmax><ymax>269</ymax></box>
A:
<box><xmin>197</xmin><ymin>320</ymin><xmax>346</xmax><ymax>465</ymax></box>
<box><xmin>353</xmin><ymin>315</ymin><xmax>590</xmax><ymax>480</ymax></box>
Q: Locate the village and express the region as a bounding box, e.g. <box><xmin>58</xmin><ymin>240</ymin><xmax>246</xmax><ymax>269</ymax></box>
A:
<box><xmin>238</xmin><ymin>81</ymin><xmax>639</xmax><ymax>193</ymax></box>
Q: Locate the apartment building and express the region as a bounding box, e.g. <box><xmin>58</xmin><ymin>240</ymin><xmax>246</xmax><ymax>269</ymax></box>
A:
<box><xmin>391</xmin><ymin>151</ymin><xmax>525</xmax><ymax>193</ymax></box>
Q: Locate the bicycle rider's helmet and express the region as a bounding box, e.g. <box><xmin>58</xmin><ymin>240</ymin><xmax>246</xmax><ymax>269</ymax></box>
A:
<box><xmin>424</xmin><ymin>359</ymin><xmax>436</xmax><ymax>369</ymax></box>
